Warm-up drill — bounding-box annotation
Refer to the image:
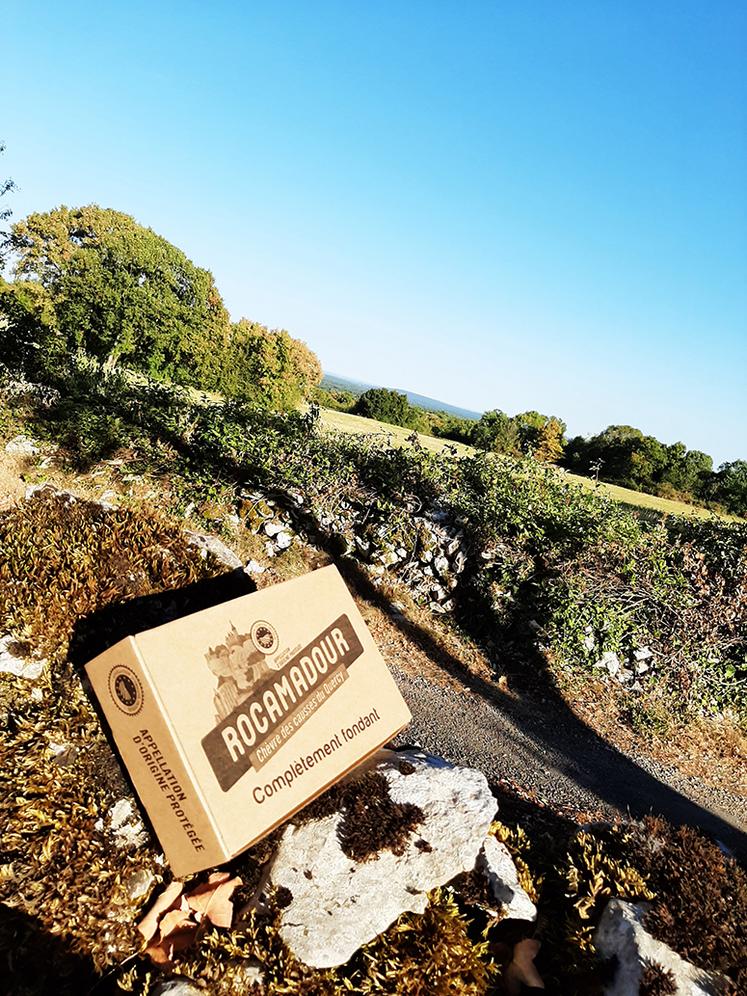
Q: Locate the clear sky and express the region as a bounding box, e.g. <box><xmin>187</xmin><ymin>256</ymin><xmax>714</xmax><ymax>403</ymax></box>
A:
<box><xmin>3</xmin><ymin>2</ymin><xmax>745</xmax><ymax>464</ymax></box>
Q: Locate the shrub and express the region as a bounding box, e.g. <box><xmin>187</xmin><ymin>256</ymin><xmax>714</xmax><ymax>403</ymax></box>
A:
<box><xmin>354</xmin><ymin>388</ymin><xmax>418</xmax><ymax>428</ymax></box>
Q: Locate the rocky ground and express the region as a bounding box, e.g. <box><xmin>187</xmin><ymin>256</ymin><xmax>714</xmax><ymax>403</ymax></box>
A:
<box><xmin>2</xmin><ymin>434</ymin><xmax>747</xmax><ymax>993</ymax></box>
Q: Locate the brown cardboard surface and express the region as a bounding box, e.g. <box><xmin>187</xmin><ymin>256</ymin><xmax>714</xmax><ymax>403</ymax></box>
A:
<box><xmin>85</xmin><ymin>565</ymin><xmax>411</xmax><ymax>875</ymax></box>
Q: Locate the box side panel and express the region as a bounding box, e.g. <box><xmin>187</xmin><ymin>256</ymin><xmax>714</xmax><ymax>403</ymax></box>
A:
<box><xmin>85</xmin><ymin>637</ymin><xmax>227</xmax><ymax>876</ymax></box>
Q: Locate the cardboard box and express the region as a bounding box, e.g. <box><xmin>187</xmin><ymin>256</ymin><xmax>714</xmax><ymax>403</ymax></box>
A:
<box><xmin>85</xmin><ymin>565</ymin><xmax>411</xmax><ymax>875</ymax></box>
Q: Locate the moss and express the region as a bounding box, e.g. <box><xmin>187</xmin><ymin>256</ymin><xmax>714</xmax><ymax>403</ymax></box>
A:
<box><xmin>0</xmin><ymin>487</ymin><xmax>218</xmax><ymax>665</ymax></box>
<box><xmin>0</xmin><ymin>489</ymin><xmax>233</xmax><ymax>993</ymax></box>
<box><xmin>346</xmin><ymin>887</ymin><xmax>494</xmax><ymax>995</ymax></box>
<box><xmin>296</xmin><ymin>770</ymin><xmax>423</xmax><ymax>863</ymax></box>
<box><xmin>640</xmin><ymin>961</ymin><xmax>677</xmax><ymax>996</ymax></box>
<box><xmin>629</xmin><ymin>818</ymin><xmax>746</xmax><ymax>992</ymax></box>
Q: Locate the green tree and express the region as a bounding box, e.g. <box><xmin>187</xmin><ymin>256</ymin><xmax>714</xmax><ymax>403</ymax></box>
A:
<box><xmin>472</xmin><ymin>409</ymin><xmax>521</xmax><ymax>455</ymax></box>
<box><xmin>214</xmin><ymin>319</ymin><xmax>322</xmax><ymax>410</ymax></box>
<box><xmin>7</xmin><ymin>205</ymin><xmax>230</xmax><ymax>381</ymax></box>
<box><xmin>354</xmin><ymin>388</ymin><xmax>418</xmax><ymax>428</ymax></box>
<box><xmin>709</xmin><ymin>461</ymin><xmax>747</xmax><ymax>517</ymax></box>
<box><xmin>514</xmin><ymin>411</ymin><xmax>566</xmax><ymax>462</ymax></box>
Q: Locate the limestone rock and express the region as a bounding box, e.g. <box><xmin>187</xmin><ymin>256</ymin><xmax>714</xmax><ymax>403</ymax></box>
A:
<box><xmin>184</xmin><ymin>530</ymin><xmax>243</xmax><ymax>569</ymax></box>
<box><xmin>4</xmin><ymin>434</ymin><xmax>40</xmax><ymax>455</ymax></box>
<box><xmin>595</xmin><ymin>650</ymin><xmax>621</xmax><ymax>677</ymax></box>
<box><xmin>151</xmin><ymin>980</ymin><xmax>203</xmax><ymax>996</ymax></box>
<box><xmin>594</xmin><ymin>899</ymin><xmax>730</xmax><ymax>995</ymax></box>
<box><xmin>106</xmin><ymin>798</ymin><xmax>149</xmax><ymax>850</ymax></box>
<box><xmin>275</xmin><ymin>530</ymin><xmax>292</xmax><ymax>550</ymax></box>
<box><xmin>478</xmin><ymin>835</ymin><xmax>537</xmax><ymax>922</ymax></box>
<box><xmin>0</xmin><ymin>636</ymin><xmax>45</xmax><ymax>680</ymax></box>
<box><xmin>263</xmin><ymin>749</ymin><xmax>497</xmax><ymax>968</ymax></box>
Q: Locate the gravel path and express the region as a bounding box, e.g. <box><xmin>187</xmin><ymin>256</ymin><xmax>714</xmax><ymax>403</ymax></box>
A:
<box><xmin>390</xmin><ymin>665</ymin><xmax>747</xmax><ymax>857</ymax></box>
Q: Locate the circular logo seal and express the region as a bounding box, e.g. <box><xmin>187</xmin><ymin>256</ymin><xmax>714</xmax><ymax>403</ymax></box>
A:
<box><xmin>250</xmin><ymin>620</ymin><xmax>279</xmax><ymax>655</ymax></box>
<box><xmin>108</xmin><ymin>664</ymin><xmax>144</xmax><ymax>716</ymax></box>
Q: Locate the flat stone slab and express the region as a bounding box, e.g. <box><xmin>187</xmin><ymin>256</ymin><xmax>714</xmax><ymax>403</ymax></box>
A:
<box><xmin>264</xmin><ymin>749</ymin><xmax>498</xmax><ymax>968</ymax></box>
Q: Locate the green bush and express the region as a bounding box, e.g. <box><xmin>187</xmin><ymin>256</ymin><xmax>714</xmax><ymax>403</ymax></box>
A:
<box><xmin>354</xmin><ymin>388</ymin><xmax>418</xmax><ymax>428</ymax></box>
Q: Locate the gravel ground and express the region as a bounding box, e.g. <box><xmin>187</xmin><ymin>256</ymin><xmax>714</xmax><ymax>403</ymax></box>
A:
<box><xmin>390</xmin><ymin>664</ymin><xmax>747</xmax><ymax>857</ymax></box>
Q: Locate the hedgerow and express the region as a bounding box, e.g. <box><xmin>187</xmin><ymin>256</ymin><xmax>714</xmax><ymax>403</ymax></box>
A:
<box><xmin>2</xmin><ymin>360</ymin><xmax>745</xmax><ymax>722</ymax></box>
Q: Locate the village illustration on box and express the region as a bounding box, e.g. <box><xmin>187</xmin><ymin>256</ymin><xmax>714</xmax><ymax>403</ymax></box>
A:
<box><xmin>86</xmin><ymin>565</ymin><xmax>412</xmax><ymax>875</ymax></box>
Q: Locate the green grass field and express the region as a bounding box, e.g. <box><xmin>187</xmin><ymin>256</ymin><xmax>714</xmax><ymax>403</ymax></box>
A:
<box><xmin>318</xmin><ymin>407</ymin><xmax>730</xmax><ymax>521</ymax></box>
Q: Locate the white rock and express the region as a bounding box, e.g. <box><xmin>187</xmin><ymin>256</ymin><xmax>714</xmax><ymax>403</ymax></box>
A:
<box><xmin>595</xmin><ymin>650</ymin><xmax>621</xmax><ymax>676</ymax></box>
<box><xmin>108</xmin><ymin>798</ymin><xmax>148</xmax><ymax>850</ymax></box>
<box><xmin>583</xmin><ymin>633</ymin><xmax>596</xmax><ymax>652</ymax></box>
<box><xmin>185</xmin><ymin>530</ymin><xmax>242</xmax><ymax>569</ymax></box>
<box><xmin>453</xmin><ymin>551</ymin><xmax>467</xmax><ymax>573</ymax></box>
<box><xmin>264</xmin><ymin>520</ymin><xmax>283</xmax><ymax>537</ymax></box>
<box><xmin>4</xmin><ymin>434</ymin><xmax>40</xmax><ymax>455</ymax></box>
<box><xmin>244</xmin><ymin>559</ymin><xmax>265</xmax><ymax>575</ymax></box>
<box><xmin>0</xmin><ymin>636</ymin><xmax>46</xmax><ymax>680</ymax></box>
<box><xmin>275</xmin><ymin>530</ymin><xmax>292</xmax><ymax>550</ymax></box>
<box><xmin>265</xmin><ymin>749</ymin><xmax>498</xmax><ymax>968</ymax></box>
<box><xmin>151</xmin><ymin>981</ymin><xmax>203</xmax><ymax>996</ymax></box>
<box><xmin>594</xmin><ymin>899</ymin><xmax>730</xmax><ymax>995</ymax></box>
<box><xmin>634</xmin><ymin>647</ymin><xmax>653</xmax><ymax>662</ymax></box>
<box><xmin>125</xmin><ymin>867</ymin><xmax>156</xmax><ymax>901</ymax></box>
<box><xmin>434</xmin><ymin>555</ymin><xmax>450</xmax><ymax>575</ymax></box>
<box><xmin>477</xmin><ymin>836</ymin><xmax>537</xmax><ymax>922</ymax></box>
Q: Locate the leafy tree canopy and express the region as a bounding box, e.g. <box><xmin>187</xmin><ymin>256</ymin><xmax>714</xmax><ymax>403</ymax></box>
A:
<box><xmin>214</xmin><ymin>319</ymin><xmax>322</xmax><ymax>410</ymax></box>
<box><xmin>473</xmin><ymin>408</ymin><xmax>566</xmax><ymax>462</ymax></box>
<box><xmin>354</xmin><ymin>388</ymin><xmax>418</xmax><ymax>428</ymax></box>
<box><xmin>7</xmin><ymin>205</ymin><xmax>230</xmax><ymax>382</ymax></box>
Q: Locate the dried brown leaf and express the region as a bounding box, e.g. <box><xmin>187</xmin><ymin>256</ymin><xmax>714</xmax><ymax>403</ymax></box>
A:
<box><xmin>186</xmin><ymin>871</ymin><xmax>242</xmax><ymax>928</ymax></box>
<box><xmin>136</xmin><ymin>880</ymin><xmax>184</xmax><ymax>942</ymax></box>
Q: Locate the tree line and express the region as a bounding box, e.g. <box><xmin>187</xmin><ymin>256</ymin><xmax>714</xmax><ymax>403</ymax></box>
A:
<box><xmin>0</xmin><ymin>203</ymin><xmax>322</xmax><ymax>409</ymax></box>
<box><xmin>0</xmin><ymin>146</ymin><xmax>742</xmax><ymax>520</ymax></box>
<box><xmin>315</xmin><ymin>385</ymin><xmax>746</xmax><ymax>518</ymax></box>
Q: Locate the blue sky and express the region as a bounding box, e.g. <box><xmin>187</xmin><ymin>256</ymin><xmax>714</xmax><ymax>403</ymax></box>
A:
<box><xmin>3</xmin><ymin>2</ymin><xmax>745</xmax><ymax>464</ymax></box>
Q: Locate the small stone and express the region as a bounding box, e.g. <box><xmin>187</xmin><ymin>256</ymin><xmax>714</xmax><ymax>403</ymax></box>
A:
<box><xmin>583</xmin><ymin>633</ymin><xmax>596</xmax><ymax>652</ymax></box>
<box><xmin>434</xmin><ymin>555</ymin><xmax>450</xmax><ymax>576</ymax></box>
<box><xmin>264</xmin><ymin>541</ymin><xmax>277</xmax><ymax>558</ymax></box>
<box><xmin>125</xmin><ymin>867</ymin><xmax>156</xmax><ymax>901</ymax></box>
<box><xmin>48</xmin><ymin>741</ymin><xmax>78</xmax><ymax>767</ymax></box>
<box><xmin>264</xmin><ymin>521</ymin><xmax>283</xmax><ymax>537</ymax></box>
<box><xmin>594</xmin><ymin>899</ymin><xmax>730</xmax><ymax>995</ymax></box>
<box><xmin>0</xmin><ymin>636</ymin><xmax>46</xmax><ymax>680</ymax></box>
<box><xmin>634</xmin><ymin>660</ymin><xmax>650</xmax><ymax>675</ymax></box>
<box><xmin>275</xmin><ymin>531</ymin><xmax>292</xmax><ymax>550</ymax></box>
<box><xmin>634</xmin><ymin>647</ymin><xmax>653</xmax><ymax>662</ymax></box>
<box><xmin>4</xmin><ymin>434</ymin><xmax>40</xmax><ymax>455</ymax></box>
<box><xmin>108</xmin><ymin>798</ymin><xmax>149</xmax><ymax>850</ymax></box>
<box><xmin>150</xmin><ymin>980</ymin><xmax>203</xmax><ymax>996</ymax></box>
<box><xmin>244</xmin><ymin>559</ymin><xmax>265</xmax><ymax>575</ymax></box>
<box><xmin>477</xmin><ymin>836</ymin><xmax>537</xmax><ymax>922</ymax></box>
<box><xmin>595</xmin><ymin>651</ymin><xmax>621</xmax><ymax>677</ymax></box>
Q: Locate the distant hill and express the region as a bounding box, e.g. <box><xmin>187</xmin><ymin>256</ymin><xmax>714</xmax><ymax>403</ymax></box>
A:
<box><xmin>321</xmin><ymin>373</ymin><xmax>482</xmax><ymax>422</ymax></box>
